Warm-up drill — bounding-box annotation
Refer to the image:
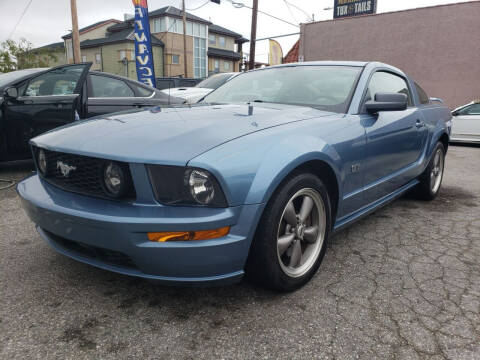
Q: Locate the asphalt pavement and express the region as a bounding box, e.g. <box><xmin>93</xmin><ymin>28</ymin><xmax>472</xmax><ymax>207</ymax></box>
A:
<box><xmin>1</xmin><ymin>145</ymin><xmax>479</xmax><ymax>360</ymax></box>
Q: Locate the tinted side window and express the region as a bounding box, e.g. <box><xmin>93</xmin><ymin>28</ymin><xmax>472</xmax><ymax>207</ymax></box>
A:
<box><xmin>23</xmin><ymin>65</ymin><xmax>85</xmax><ymax>96</ymax></box>
<box><xmin>415</xmin><ymin>82</ymin><xmax>429</xmax><ymax>104</ymax></box>
<box><xmin>365</xmin><ymin>71</ymin><xmax>412</xmax><ymax>107</ymax></box>
<box><xmin>90</xmin><ymin>75</ymin><xmax>134</xmax><ymax>97</ymax></box>
<box><xmin>459</xmin><ymin>103</ymin><xmax>480</xmax><ymax>115</ymax></box>
<box><xmin>131</xmin><ymin>84</ymin><xmax>153</xmax><ymax>97</ymax></box>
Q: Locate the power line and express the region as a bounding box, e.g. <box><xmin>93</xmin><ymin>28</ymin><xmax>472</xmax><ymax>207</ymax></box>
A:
<box><xmin>225</xmin><ymin>0</ymin><xmax>299</xmax><ymax>28</ymax></box>
<box><xmin>283</xmin><ymin>0</ymin><xmax>299</xmax><ymax>24</ymax></box>
<box><xmin>8</xmin><ymin>0</ymin><xmax>34</xmax><ymax>39</ymax></box>
<box><xmin>186</xmin><ymin>0</ymin><xmax>210</xmax><ymax>11</ymax></box>
<box><xmin>283</xmin><ymin>0</ymin><xmax>314</xmax><ymax>21</ymax></box>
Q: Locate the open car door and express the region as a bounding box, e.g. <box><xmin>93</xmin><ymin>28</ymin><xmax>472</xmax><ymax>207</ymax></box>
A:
<box><xmin>3</xmin><ymin>63</ymin><xmax>91</xmax><ymax>161</ymax></box>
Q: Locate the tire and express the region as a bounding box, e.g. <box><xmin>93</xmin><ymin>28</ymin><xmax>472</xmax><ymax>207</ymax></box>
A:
<box><xmin>246</xmin><ymin>172</ymin><xmax>332</xmax><ymax>292</ymax></box>
<box><xmin>413</xmin><ymin>141</ymin><xmax>445</xmax><ymax>200</ymax></box>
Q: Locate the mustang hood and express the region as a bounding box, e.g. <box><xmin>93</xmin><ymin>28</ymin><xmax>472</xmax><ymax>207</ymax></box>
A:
<box><xmin>32</xmin><ymin>104</ymin><xmax>332</xmax><ymax>165</ymax></box>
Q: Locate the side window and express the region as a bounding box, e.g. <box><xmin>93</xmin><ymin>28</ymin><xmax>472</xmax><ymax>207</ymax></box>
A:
<box><xmin>459</xmin><ymin>103</ymin><xmax>480</xmax><ymax>115</ymax></box>
<box><xmin>414</xmin><ymin>82</ymin><xmax>430</xmax><ymax>104</ymax></box>
<box><xmin>90</xmin><ymin>75</ymin><xmax>134</xmax><ymax>97</ymax></box>
<box><xmin>23</xmin><ymin>66</ymin><xmax>84</xmax><ymax>96</ymax></box>
<box><xmin>365</xmin><ymin>71</ymin><xmax>412</xmax><ymax>107</ymax></box>
<box><xmin>131</xmin><ymin>84</ymin><xmax>154</xmax><ymax>97</ymax></box>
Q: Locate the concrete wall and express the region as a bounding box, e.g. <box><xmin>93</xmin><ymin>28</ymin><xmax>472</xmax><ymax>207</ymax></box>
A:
<box><xmin>300</xmin><ymin>1</ymin><xmax>480</xmax><ymax>109</ymax></box>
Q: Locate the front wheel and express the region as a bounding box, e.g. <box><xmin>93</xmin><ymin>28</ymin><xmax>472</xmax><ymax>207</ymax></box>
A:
<box><xmin>246</xmin><ymin>173</ymin><xmax>331</xmax><ymax>291</ymax></box>
<box><xmin>414</xmin><ymin>142</ymin><xmax>445</xmax><ymax>200</ymax></box>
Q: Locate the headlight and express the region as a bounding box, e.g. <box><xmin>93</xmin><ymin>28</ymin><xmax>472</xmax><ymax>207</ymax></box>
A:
<box><xmin>103</xmin><ymin>161</ymin><xmax>129</xmax><ymax>198</ymax></box>
<box><xmin>147</xmin><ymin>165</ymin><xmax>227</xmax><ymax>207</ymax></box>
<box><xmin>188</xmin><ymin>169</ymin><xmax>215</xmax><ymax>205</ymax></box>
<box><xmin>37</xmin><ymin>149</ymin><xmax>47</xmax><ymax>175</ymax></box>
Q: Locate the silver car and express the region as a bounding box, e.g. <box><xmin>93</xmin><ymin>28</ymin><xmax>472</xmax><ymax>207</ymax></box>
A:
<box><xmin>451</xmin><ymin>101</ymin><xmax>480</xmax><ymax>143</ymax></box>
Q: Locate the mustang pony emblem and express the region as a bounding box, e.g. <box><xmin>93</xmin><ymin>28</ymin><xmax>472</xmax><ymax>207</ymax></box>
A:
<box><xmin>56</xmin><ymin>161</ymin><xmax>76</xmax><ymax>177</ymax></box>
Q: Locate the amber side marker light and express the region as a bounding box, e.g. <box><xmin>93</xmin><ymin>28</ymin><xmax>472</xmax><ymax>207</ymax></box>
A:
<box><xmin>148</xmin><ymin>226</ymin><xmax>230</xmax><ymax>242</ymax></box>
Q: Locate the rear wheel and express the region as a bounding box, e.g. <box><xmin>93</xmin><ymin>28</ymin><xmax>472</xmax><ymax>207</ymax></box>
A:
<box><xmin>246</xmin><ymin>173</ymin><xmax>331</xmax><ymax>291</ymax></box>
<box><xmin>414</xmin><ymin>142</ymin><xmax>445</xmax><ymax>200</ymax></box>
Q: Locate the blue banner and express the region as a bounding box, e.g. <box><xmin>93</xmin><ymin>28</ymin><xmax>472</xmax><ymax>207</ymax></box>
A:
<box><xmin>132</xmin><ymin>0</ymin><xmax>156</xmax><ymax>88</ymax></box>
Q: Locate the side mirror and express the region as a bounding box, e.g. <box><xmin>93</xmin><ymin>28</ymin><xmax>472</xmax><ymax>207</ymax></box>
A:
<box><xmin>451</xmin><ymin>111</ymin><xmax>459</xmax><ymax>117</ymax></box>
<box><xmin>365</xmin><ymin>92</ymin><xmax>408</xmax><ymax>113</ymax></box>
<box><xmin>5</xmin><ymin>87</ymin><xmax>18</xmax><ymax>99</ymax></box>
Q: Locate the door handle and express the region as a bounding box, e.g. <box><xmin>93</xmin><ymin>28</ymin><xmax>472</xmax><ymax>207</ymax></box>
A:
<box><xmin>415</xmin><ymin>119</ymin><xmax>425</xmax><ymax>128</ymax></box>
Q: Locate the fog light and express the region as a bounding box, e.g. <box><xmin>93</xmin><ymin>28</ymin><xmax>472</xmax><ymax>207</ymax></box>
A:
<box><xmin>103</xmin><ymin>161</ymin><xmax>125</xmax><ymax>197</ymax></box>
<box><xmin>147</xmin><ymin>226</ymin><xmax>230</xmax><ymax>242</ymax></box>
<box><xmin>37</xmin><ymin>149</ymin><xmax>47</xmax><ymax>175</ymax></box>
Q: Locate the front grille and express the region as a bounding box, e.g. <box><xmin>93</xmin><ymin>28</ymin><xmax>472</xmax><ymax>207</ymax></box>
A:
<box><xmin>45</xmin><ymin>230</ymin><xmax>137</xmax><ymax>270</ymax></box>
<box><xmin>33</xmin><ymin>147</ymin><xmax>135</xmax><ymax>201</ymax></box>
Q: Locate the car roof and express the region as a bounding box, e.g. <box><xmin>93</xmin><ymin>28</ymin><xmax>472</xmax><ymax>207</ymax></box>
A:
<box><xmin>254</xmin><ymin>61</ymin><xmax>407</xmax><ymax>78</ymax></box>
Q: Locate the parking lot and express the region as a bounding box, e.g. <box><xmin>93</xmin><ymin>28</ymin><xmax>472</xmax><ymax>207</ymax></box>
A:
<box><xmin>1</xmin><ymin>145</ymin><xmax>479</xmax><ymax>360</ymax></box>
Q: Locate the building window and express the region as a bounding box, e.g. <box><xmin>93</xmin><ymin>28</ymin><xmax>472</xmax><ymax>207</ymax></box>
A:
<box><xmin>81</xmin><ymin>55</ymin><xmax>87</xmax><ymax>62</ymax></box>
<box><xmin>224</xmin><ymin>61</ymin><xmax>231</xmax><ymax>71</ymax></box>
<box><xmin>95</xmin><ymin>53</ymin><xmax>101</xmax><ymax>64</ymax></box>
<box><xmin>219</xmin><ymin>36</ymin><xmax>226</xmax><ymax>47</ymax></box>
<box><xmin>209</xmin><ymin>34</ymin><xmax>216</xmax><ymax>45</ymax></box>
<box><xmin>194</xmin><ymin>37</ymin><xmax>206</xmax><ymax>78</ymax></box>
<box><xmin>172</xmin><ymin>54</ymin><xmax>180</xmax><ymax>64</ymax></box>
<box><xmin>186</xmin><ymin>21</ymin><xmax>193</xmax><ymax>35</ymax></box>
<box><xmin>170</xmin><ymin>18</ymin><xmax>183</xmax><ymax>34</ymax></box>
<box><xmin>119</xmin><ymin>50</ymin><xmax>126</xmax><ymax>60</ymax></box>
<box><xmin>214</xmin><ymin>59</ymin><xmax>219</xmax><ymax>73</ymax></box>
<box><xmin>129</xmin><ymin>50</ymin><xmax>135</xmax><ymax>60</ymax></box>
<box><xmin>153</xmin><ymin>17</ymin><xmax>166</xmax><ymax>32</ymax></box>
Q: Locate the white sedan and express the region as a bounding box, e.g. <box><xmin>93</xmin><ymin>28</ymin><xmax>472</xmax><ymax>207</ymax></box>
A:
<box><xmin>161</xmin><ymin>72</ymin><xmax>238</xmax><ymax>104</ymax></box>
<box><xmin>451</xmin><ymin>101</ymin><xmax>480</xmax><ymax>143</ymax></box>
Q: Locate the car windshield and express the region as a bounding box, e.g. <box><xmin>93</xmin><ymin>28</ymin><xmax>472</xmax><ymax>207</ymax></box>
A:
<box><xmin>203</xmin><ymin>65</ymin><xmax>362</xmax><ymax>113</ymax></box>
<box><xmin>0</xmin><ymin>68</ymin><xmax>44</xmax><ymax>88</ymax></box>
<box><xmin>197</xmin><ymin>73</ymin><xmax>233</xmax><ymax>89</ymax></box>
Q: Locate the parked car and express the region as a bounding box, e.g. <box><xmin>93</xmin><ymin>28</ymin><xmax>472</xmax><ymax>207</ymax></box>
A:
<box><xmin>161</xmin><ymin>72</ymin><xmax>238</xmax><ymax>103</ymax></box>
<box><xmin>0</xmin><ymin>63</ymin><xmax>184</xmax><ymax>162</ymax></box>
<box><xmin>155</xmin><ymin>77</ymin><xmax>203</xmax><ymax>91</ymax></box>
<box><xmin>450</xmin><ymin>100</ymin><xmax>480</xmax><ymax>143</ymax></box>
<box><xmin>18</xmin><ymin>61</ymin><xmax>451</xmax><ymax>291</ymax></box>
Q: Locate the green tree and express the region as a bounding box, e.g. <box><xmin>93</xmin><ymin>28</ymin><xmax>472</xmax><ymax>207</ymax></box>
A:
<box><xmin>0</xmin><ymin>38</ymin><xmax>58</xmax><ymax>73</ymax></box>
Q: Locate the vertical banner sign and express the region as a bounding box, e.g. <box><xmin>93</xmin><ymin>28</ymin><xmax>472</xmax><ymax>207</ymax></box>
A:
<box><xmin>268</xmin><ymin>39</ymin><xmax>283</xmax><ymax>66</ymax></box>
<box><xmin>333</xmin><ymin>0</ymin><xmax>376</xmax><ymax>19</ymax></box>
<box><xmin>132</xmin><ymin>0</ymin><xmax>156</xmax><ymax>87</ymax></box>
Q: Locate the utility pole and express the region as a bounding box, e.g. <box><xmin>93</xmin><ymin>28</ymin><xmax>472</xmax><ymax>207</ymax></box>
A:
<box><xmin>248</xmin><ymin>0</ymin><xmax>259</xmax><ymax>70</ymax></box>
<box><xmin>70</xmin><ymin>0</ymin><xmax>81</xmax><ymax>63</ymax></box>
<box><xmin>182</xmin><ymin>0</ymin><xmax>188</xmax><ymax>78</ymax></box>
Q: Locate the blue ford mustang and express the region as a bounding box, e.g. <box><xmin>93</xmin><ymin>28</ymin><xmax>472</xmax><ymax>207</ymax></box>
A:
<box><xmin>17</xmin><ymin>62</ymin><xmax>451</xmax><ymax>291</ymax></box>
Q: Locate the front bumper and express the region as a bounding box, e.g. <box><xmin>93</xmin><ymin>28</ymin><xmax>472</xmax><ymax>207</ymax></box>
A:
<box><xmin>17</xmin><ymin>175</ymin><xmax>264</xmax><ymax>285</ymax></box>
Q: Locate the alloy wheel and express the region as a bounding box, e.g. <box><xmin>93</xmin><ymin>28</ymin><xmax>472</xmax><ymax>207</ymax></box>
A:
<box><xmin>276</xmin><ymin>188</ymin><xmax>326</xmax><ymax>278</ymax></box>
<box><xmin>430</xmin><ymin>148</ymin><xmax>444</xmax><ymax>194</ymax></box>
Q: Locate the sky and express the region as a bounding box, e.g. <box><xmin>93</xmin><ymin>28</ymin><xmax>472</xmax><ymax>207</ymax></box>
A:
<box><xmin>0</xmin><ymin>0</ymin><xmax>476</xmax><ymax>63</ymax></box>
